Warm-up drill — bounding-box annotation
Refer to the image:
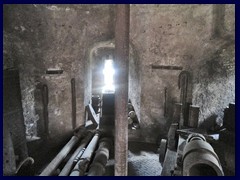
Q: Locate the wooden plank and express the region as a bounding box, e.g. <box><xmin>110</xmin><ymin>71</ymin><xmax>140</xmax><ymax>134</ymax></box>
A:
<box><xmin>161</xmin><ymin>149</ymin><xmax>177</xmax><ymax>176</ymax></box>
<box><xmin>161</xmin><ymin>136</ymin><xmax>186</xmax><ymax>176</ymax></box>
<box><xmin>114</xmin><ymin>4</ymin><xmax>130</xmax><ymax>176</ymax></box>
<box><xmin>86</xmin><ymin>104</ymin><xmax>99</xmax><ymax>126</ymax></box>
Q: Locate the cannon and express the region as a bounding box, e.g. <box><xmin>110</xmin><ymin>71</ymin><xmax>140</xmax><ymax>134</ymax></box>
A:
<box><xmin>161</xmin><ymin>132</ymin><xmax>224</xmax><ymax>176</ymax></box>
<box><xmin>182</xmin><ymin>133</ymin><xmax>224</xmax><ymax>176</ymax></box>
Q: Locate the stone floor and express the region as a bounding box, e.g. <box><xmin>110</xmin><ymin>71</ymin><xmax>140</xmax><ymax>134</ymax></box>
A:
<box><xmin>104</xmin><ymin>141</ymin><xmax>162</xmax><ymax>176</ymax></box>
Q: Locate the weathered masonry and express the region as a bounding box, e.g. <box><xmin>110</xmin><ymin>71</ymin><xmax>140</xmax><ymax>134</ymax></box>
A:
<box><xmin>3</xmin><ymin>4</ymin><xmax>235</xmax><ymax>176</ymax></box>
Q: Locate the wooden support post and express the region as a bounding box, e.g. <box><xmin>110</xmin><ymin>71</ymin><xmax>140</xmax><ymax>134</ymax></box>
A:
<box><xmin>172</xmin><ymin>103</ymin><xmax>182</xmax><ymax>124</ymax></box>
<box><xmin>114</xmin><ymin>4</ymin><xmax>130</xmax><ymax>176</ymax></box>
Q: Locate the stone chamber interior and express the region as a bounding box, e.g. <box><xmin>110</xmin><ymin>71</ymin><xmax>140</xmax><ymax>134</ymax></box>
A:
<box><xmin>3</xmin><ymin>4</ymin><xmax>235</xmax><ymax>176</ymax></box>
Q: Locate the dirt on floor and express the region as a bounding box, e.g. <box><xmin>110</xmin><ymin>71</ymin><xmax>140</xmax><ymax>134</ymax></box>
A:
<box><xmin>104</xmin><ymin>141</ymin><xmax>162</xmax><ymax>176</ymax></box>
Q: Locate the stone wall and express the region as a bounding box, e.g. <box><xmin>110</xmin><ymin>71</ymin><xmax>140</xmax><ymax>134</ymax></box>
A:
<box><xmin>4</xmin><ymin>4</ymin><xmax>235</xmax><ymax>144</ymax></box>
<box><xmin>3</xmin><ymin>4</ymin><xmax>115</xmax><ymax>143</ymax></box>
<box><xmin>130</xmin><ymin>4</ymin><xmax>235</xmax><ymax>143</ymax></box>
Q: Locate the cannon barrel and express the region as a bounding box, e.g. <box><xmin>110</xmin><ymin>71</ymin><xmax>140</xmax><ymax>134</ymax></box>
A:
<box><xmin>182</xmin><ymin>134</ymin><xmax>224</xmax><ymax>176</ymax></box>
<box><xmin>69</xmin><ymin>131</ymin><xmax>100</xmax><ymax>176</ymax></box>
<box><xmin>39</xmin><ymin>128</ymin><xmax>85</xmax><ymax>176</ymax></box>
<box><xmin>87</xmin><ymin>137</ymin><xmax>111</xmax><ymax>176</ymax></box>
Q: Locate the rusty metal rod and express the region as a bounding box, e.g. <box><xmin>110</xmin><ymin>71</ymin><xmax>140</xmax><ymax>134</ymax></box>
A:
<box><xmin>164</xmin><ymin>87</ymin><xmax>168</xmax><ymax>117</ymax></box>
<box><xmin>114</xmin><ymin>4</ymin><xmax>130</xmax><ymax>176</ymax></box>
<box><xmin>151</xmin><ymin>65</ymin><xmax>183</xmax><ymax>70</ymax></box>
<box><xmin>58</xmin><ymin>131</ymin><xmax>94</xmax><ymax>176</ymax></box>
<box><xmin>39</xmin><ymin>129</ymin><xmax>85</xmax><ymax>176</ymax></box>
<box><xmin>87</xmin><ymin>138</ymin><xmax>111</xmax><ymax>176</ymax></box>
<box><xmin>42</xmin><ymin>84</ymin><xmax>49</xmax><ymax>137</ymax></box>
<box><xmin>71</xmin><ymin>78</ymin><xmax>76</xmax><ymax>130</ymax></box>
<box><xmin>69</xmin><ymin>131</ymin><xmax>100</xmax><ymax>176</ymax></box>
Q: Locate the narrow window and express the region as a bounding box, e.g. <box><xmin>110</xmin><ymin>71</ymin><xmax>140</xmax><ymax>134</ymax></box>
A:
<box><xmin>102</xmin><ymin>58</ymin><xmax>115</xmax><ymax>93</ymax></box>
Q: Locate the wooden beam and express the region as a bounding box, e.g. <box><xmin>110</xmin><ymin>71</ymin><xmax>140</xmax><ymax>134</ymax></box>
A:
<box><xmin>86</xmin><ymin>104</ymin><xmax>99</xmax><ymax>126</ymax></box>
<box><xmin>114</xmin><ymin>4</ymin><xmax>130</xmax><ymax>176</ymax></box>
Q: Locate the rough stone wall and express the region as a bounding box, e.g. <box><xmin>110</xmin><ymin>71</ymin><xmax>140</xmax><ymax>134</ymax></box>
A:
<box><xmin>128</xmin><ymin>45</ymin><xmax>141</xmax><ymax>123</ymax></box>
<box><xmin>4</xmin><ymin>4</ymin><xmax>234</xmax><ymax>145</ymax></box>
<box><xmin>192</xmin><ymin>5</ymin><xmax>235</xmax><ymax>129</ymax></box>
<box><xmin>130</xmin><ymin>4</ymin><xmax>235</xmax><ymax>143</ymax></box>
<box><xmin>3</xmin><ymin>4</ymin><xmax>114</xmax><ymax>143</ymax></box>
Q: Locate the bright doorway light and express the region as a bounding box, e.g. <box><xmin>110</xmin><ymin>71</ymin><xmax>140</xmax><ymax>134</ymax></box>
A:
<box><xmin>102</xmin><ymin>59</ymin><xmax>115</xmax><ymax>93</ymax></box>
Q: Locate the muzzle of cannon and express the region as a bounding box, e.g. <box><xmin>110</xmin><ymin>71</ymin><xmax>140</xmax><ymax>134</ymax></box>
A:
<box><xmin>182</xmin><ymin>134</ymin><xmax>224</xmax><ymax>176</ymax></box>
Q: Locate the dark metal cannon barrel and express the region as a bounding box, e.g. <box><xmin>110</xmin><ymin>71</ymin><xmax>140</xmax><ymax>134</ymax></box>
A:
<box><xmin>69</xmin><ymin>131</ymin><xmax>100</xmax><ymax>176</ymax></box>
<box><xmin>182</xmin><ymin>134</ymin><xmax>224</xmax><ymax>176</ymax></box>
<box><xmin>58</xmin><ymin>131</ymin><xmax>94</xmax><ymax>176</ymax></box>
<box><xmin>39</xmin><ymin>128</ymin><xmax>85</xmax><ymax>176</ymax></box>
<box><xmin>87</xmin><ymin>137</ymin><xmax>111</xmax><ymax>176</ymax></box>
